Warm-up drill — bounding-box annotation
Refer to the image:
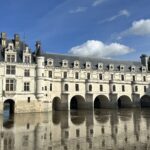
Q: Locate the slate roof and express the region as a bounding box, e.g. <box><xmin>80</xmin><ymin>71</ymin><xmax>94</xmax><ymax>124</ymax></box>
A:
<box><xmin>43</xmin><ymin>53</ymin><xmax>144</xmax><ymax>73</ymax></box>
<box><xmin>0</xmin><ymin>37</ymin><xmax>146</xmax><ymax>73</ymax></box>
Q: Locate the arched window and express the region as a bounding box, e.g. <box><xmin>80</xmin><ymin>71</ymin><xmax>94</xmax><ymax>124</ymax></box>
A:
<box><xmin>113</xmin><ymin>85</ymin><xmax>116</xmax><ymax>92</ymax></box>
<box><xmin>64</xmin><ymin>84</ymin><xmax>68</xmax><ymax>91</ymax></box>
<box><xmin>89</xmin><ymin>84</ymin><xmax>92</xmax><ymax>91</ymax></box>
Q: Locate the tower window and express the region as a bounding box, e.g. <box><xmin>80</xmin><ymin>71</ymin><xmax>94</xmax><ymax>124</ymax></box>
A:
<box><xmin>75</xmin><ymin>72</ymin><xmax>79</xmax><ymax>79</ymax></box>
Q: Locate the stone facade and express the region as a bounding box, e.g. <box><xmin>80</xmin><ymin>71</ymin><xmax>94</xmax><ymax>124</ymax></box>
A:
<box><xmin>0</xmin><ymin>32</ymin><xmax>150</xmax><ymax>114</ymax></box>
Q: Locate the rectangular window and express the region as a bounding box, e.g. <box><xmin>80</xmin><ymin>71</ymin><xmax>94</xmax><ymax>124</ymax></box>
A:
<box><xmin>144</xmin><ymin>86</ymin><xmax>146</xmax><ymax>92</ymax></box>
<box><xmin>122</xmin><ymin>85</ymin><xmax>125</xmax><ymax>92</ymax></box>
<box><xmin>87</xmin><ymin>73</ymin><xmax>90</xmax><ymax>79</ymax></box>
<box><xmin>49</xmin><ymin>71</ymin><xmax>52</xmax><ymax>78</ymax></box>
<box><xmin>133</xmin><ymin>75</ymin><xmax>135</xmax><ymax>81</ymax></box>
<box><xmin>24</xmin><ymin>82</ymin><xmax>30</xmax><ymax>91</ymax></box>
<box><xmin>99</xmin><ymin>74</ymin><xmax>102</xmax><ymax>80</ymax></box>
<box><xmin>50</xmin><ymin>84</ymin><xmax>52</xmax><ymax>91</ymax></box>
<box><xmin>45</xmin><ymin>86</ymin><xmax>47</xmax><ymax>91</ymax></box>
<box><xmin>6</xmin><ymin>79</ymin><xmax>16</xmax><ymax>91</ymax></box>
<box><xmin>89</xmin><ymin>84</ymin><xmax>92</xmax><ymax>91</ymax></box>
<box><xmin>75</xmin><ymin>72</ymin><xmax>79</xmax><ymax>79</ymax></box>
<box><xmin>100</xmin><ymin>85</ymin><xmax>103</xmax><ymax>91</ymax></box>
<box><xmin>7</xmin><ymin>54</ymin><xmax>15</xmax><ymax>62</ymax></box>
<box><xmin>121</xmin><ymin>75</ymin><xmax>124</xmax><ymax>81</ymax></box>
<box><xmin>24</xmin><ymin>69</ymin><xmax>30</xmax><ymax>77</ymax></box>
<box><xmin>6</xmin><ymin>65</ymin><xmax>16</xmax><ymax>75</ymax></box>
<box><xmin>63</xmin><ymin>72</ymin><xmax>67</xmax><ymax>78</ymax></box>
<box><xmin>111</xmin><ymin>74</ymin><xmax>114</xmax><ymax>80</ymax></box>
<box><xmin>143</xmin><ymin>76</ymin><xmax>146</xmax><ymax>82</ymax></box>
<box><xmin>64</xmin><ymin>84</ymin><xmax>68</xmax><ymax>91</ymax></box>
<box><xmin>135</xmin><ymin>86</ymin><xmax>138</xmax><ymax>92</ymax></box>
<box><xmin>113</xmin><ymin>85</ymin><xmax>116</xmax><ymax>92</ymax></box>
<box><xmin>75</xmin><ymin>84</ymin><xmax>79</xmax><ymax>91</ymax></box>
<box><xmin>24</xmin><ymin>56</ymin><xmax>30</xmax><ymax>63</ymax></box>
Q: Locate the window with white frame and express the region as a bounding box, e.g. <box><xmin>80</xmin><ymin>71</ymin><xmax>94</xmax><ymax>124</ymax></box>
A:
<box><xmin>24</xmin><ymin>69</ymin><xmax>30</xmax><ymax>77</ymax></box>
<box><xmin>109</xmin><ymin>64</ymin><xmax>114</xmax><ymax>71</ymax></box>
<box><xmin>47</xmin><ymin>59</ymin><xmax>53</xmax><ymax>66</ymax></box>
<box><xmin>6</xmin><ymin>54</ymin><xmax>15</xmax><ymax>62</ymax></box>
<box><xmin>6</xmin><ymin>65</ymin><xmax>16</xmax><ymax>75</ymax></box>
<box><xmin>24</xmin><ymin>56</ymin><xmax>30</xmax><ymax>63</ymax></box>
<box><xmin>86</xmin><ymin>62</ymin><xmax>91</xmax><ymax>69</ymax></box>
<box><xmin>74</xmin><ymin>60</ymin><xmax>79</xmax><ymax>68</ymax></box>
<box><xmin>62</xmin><ymin>60</ymin><xmax>68</xmax><ymax>67</ymax></box>
<box><xmin>24</xmin><ymin>82</ymin><xmax>30</xmax><ymax>91</ymax></box>
<box><xmin>6</xmin><ymin>79</ymin><xmax>16</xmax><ymax>91</ymax></box>
<box><xmin>98</xmin><ymin>63</ymin><xmax>103</xmax><ymax>70</ymax></box>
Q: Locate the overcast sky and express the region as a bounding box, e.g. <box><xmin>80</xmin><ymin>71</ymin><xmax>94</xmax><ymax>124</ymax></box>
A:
<box><xmin>0</xmin><ymin>0</ymin><xmax>150</xmax><ymax>60</ymax></box>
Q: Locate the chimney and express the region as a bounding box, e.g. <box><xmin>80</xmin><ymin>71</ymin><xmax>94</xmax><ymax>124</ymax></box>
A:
<box><xmin>35</xmin><ymin>41</ymin><xmax>42</xmax><ymax>56</ymax></box>
<box><xmin>140</xmin><ymin>54</ymin><xmax>149</xmax><ymax>70</ymax></box>
<box><xmin>14</xmin><ymin>33</ymin><xmax>20</xmax><ymax>48</ymax></box>
<box><xmin>1</xmin><ymin>32</ymin><xmax>7</xmax><ymax>48</ymax></box>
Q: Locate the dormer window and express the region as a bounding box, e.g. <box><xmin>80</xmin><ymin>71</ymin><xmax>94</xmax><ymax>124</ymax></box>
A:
<box><xmin>120</xmin><ymin>65</ymin><xmax>124</xmax><ymax>71</ymax></box>
<box><xmin>47</xmin><ymin>59</ymin><xmax>53</xmax><ymax>67</ymax></box>
<box><xmin>98</xmin><ymin>63</ymin><xmax>103</xmax><ymax>70</ymax></box>
<box><xmin>74</xmin><ymin>60</ymin><xmax>80</xmax><ymax>68</ymax></box>
<box><xmin>62</xmin><ymin>60</ymin><xmax>68</xmax><ymax>67</ymax></box>
<box><xmin>109</xmin><ymin>64</ymin><xmax>114</xmax><ymax>71</ymax></box>
<box><xmin>7</xmin><ymin>43</ymin><xmax>14</xmax><ymax>51</ymax></box>
<box><xmin>24</xmin><ymin>46</ymin><xmax>29</xmax><ymax>53</ymax></box>
<box><xmin>131</xmin><ymin>66</ymin><xmax>135</xmax><ymax>72</ymax></box>
<box><xmin>86</xmin><ymin>62</ymin><xmax>91</xmax><ymax>69</ymax></box>
<box><xmin>142</xmin><ymin>66</ymin><xmax>146</xmax><ymax>73</ymax></box>
<box><xmin>24</xmin><ymin>56</ymin><xmax>30</xmax><ymax>64</ymax></box>
<box><xmin>6</xmin><ymin>54</ymin><xmax>15</xmax><ymax>63</ymax></box>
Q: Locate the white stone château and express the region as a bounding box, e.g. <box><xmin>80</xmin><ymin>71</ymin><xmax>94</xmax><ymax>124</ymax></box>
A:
<box><xmin>0</xmin><ymin>32</ymin><xmax>150</xmax><ymax>114</ymax></box>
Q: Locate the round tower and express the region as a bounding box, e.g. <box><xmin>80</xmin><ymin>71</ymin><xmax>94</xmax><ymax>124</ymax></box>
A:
<box><xmin>36</xmin><ymin>41</ymin><xmax>45</xmax><ymax>100</ymax></box>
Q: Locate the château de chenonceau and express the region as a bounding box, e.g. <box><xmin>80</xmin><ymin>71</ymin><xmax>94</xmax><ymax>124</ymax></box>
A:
<box><xmin>0</xmin><ymin>32</ymin><xmax>150</xmax><ymax>114</ymax></box>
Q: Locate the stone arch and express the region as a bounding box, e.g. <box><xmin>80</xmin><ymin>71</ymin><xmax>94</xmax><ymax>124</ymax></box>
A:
<box><xmin>140</xmin><ymin>95</ymin><xmax>150</xmax><ymax>107</ymax></box>
<box><xmin>118</xmin><ymin>95</ymin><xmax>132</xmax><ymax>108</ymax></box>
<box><xmin>52</xmin><ymin>97</ymin><xmax>61</xmax><ymax>111</ymax></box>
<box><xmin>4</xmin><ymin>99</ymin><xmax>15</xmax><ymax>115</ymax></box>
<box><xmin>70</xmin><ymin>95</ymin><xmax>86</xmax><ymax>110</ymax></box>
<box><xmin>94</xmin><ymin>95</ymin><xmax>110</xmax><ymax>109</ymax></box>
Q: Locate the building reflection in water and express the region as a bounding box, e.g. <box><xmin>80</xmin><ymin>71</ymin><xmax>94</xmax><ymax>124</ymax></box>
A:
<box><xmin>0</xmin><ymin>109</ymin><xmax>150</xmax><ymax>150</ymax></box>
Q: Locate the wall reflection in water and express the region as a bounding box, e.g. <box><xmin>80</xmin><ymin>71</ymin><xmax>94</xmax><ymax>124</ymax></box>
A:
<box><xmin>1</xmin><ymin>109</ymin><xmax>150</xmax><ymax>150</ymax></box>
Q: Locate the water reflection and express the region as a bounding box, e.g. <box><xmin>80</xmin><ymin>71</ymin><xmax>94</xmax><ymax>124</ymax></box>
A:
<box><xmin>1</xmin><ymin>109</ymin><xmax>150</xmax><ymax>150</ymax></box>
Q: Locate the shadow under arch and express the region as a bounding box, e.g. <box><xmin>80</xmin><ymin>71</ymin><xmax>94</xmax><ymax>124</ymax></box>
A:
<box><xmin>94</xmin><ymin>95</ymin><xmax>110</xmax><ymax>109</ymax></box>
<box><xmin>70</xmin><ymin>95</ymin><xmax>86</xmax><ymax>110</ymax></box>
<box><xmin>52</xmin><ymin>97</ymin><xmax>61</xmax><ymax>111</ymax></box>
<box><xmin>94</xmin><ymin>109</ymin><xmax>109</xmax><ymax>124</ymax></box>
<box><xmin>140</xmin><ymin>95</ymin><xmax>150</xmax><ymax>107</ymax></box>
<box><xmin>70</xmin><ymin>111</ymin><xmax>86</xmax><ymax>125</ymax></box>
<box><xmin>118</xmin><ymin>95</ymin><xmax>132</xmax><ymax>108</ymax></box>
<box><xmin>4</xmin><ymin>99</ymin><xmax>15</xmax><ymax>115</ymax></box>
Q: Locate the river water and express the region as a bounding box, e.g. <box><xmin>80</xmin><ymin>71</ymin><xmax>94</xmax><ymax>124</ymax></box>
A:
<box><xmin>1</xmin><ymin>108</ymin><xmax>150</xmax><ymax>150</ymax></box>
